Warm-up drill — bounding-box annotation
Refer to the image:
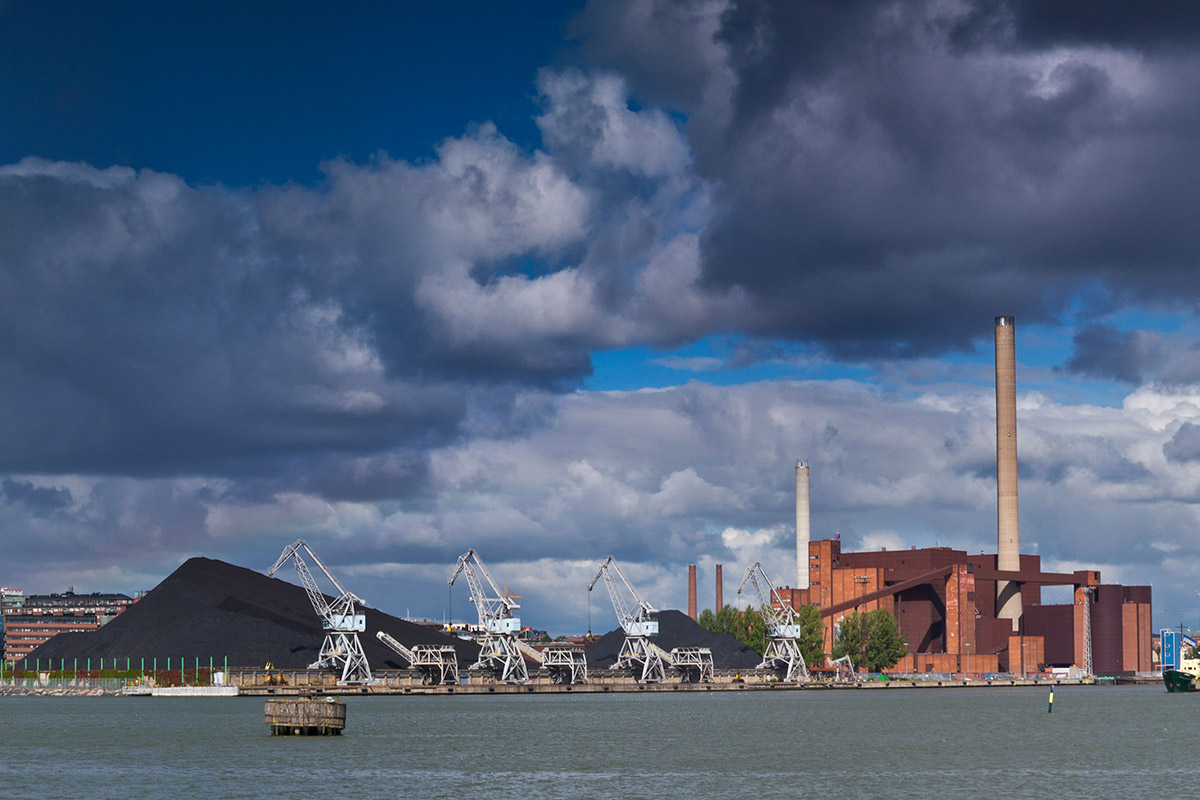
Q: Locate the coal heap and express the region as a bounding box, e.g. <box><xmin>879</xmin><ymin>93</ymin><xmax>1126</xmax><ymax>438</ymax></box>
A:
<box><xmin>586</xmin><ymin>609</ymin><xmax>761</xmax><ymax>670</ymax></box>
<box><xmin>27</xmin><ymin>557</ymin><xmax>479</xmax><ymax>669</ymax></box>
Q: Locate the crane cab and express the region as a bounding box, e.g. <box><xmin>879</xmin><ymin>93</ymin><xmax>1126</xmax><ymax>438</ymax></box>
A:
<box><xmin>486</xmin><ymin>617</ymin><xmax>522</xmax><ymax>634</ymax></box>
<box><xmin>624</xmin><ymin>619</ymin><xmax>658</xmax><ymax>637</ymax></box>
<box><xmin>323</xmin><ymin>614</ymin><xmax>366</xmax><ymax>632</ymax></box>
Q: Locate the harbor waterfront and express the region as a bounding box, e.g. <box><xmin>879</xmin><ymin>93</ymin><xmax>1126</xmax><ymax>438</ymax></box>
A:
<box><xmin>1</xmin><ymin>685</ymin><xmax>1193</xmax><ymax>799</ymax></box>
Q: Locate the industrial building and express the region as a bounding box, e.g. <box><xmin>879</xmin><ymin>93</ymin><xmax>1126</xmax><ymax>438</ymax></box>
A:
<box><xmin>2</xmin><ymin>590</ymin><xmax>137</xmax><ymax>662</ymax></box>
<box><xmin>772</xmin><ymin>317</ymin><xmax>1152</xmax><ymax>676</ymax></box>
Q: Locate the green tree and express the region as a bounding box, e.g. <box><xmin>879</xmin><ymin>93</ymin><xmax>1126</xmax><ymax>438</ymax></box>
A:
<box><xmin>715</xmin><ymin>604</ymin><xmax>741</xmax><ymax>638</ymax></box>
<box><xmin>862</xmin><ymin>608</ymin><xmax>907</xmax><ymax>672</ymax></box>
<box><xmin>831</xmin><ymin>608</ymin><xmax>908</xmax><ymax>672</ymax></box>
<box><xmin>741</xmin><ymin>608</ymin><xmax>767</xmax><ymax>655</ymax></box>
<box><xmin>832</xmin><ymin>610</ymin><xmax>866</xmax><ymax>666</ymax></box>
<box><xmin>698</xmin><ymin>604</ymin><xmax>768</xmax><ymax>655</ymax></box>
<box><xmin>796</xmin><ymin>604</ymin><xmax>826</xmax><ymax>669</ymax></box>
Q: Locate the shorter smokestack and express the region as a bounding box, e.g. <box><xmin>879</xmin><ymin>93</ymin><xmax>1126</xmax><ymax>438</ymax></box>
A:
<box><xmin>715</xmin><ymin>564</ymin><xmax>723</xmax><ymax>611</ymax></box>
<box><xmin>688</xmin><ymin>564</ymin><xmax>697</xmax><ymax>619</ymax></box>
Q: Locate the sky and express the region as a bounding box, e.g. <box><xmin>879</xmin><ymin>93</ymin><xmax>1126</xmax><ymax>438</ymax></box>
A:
<box><xmin>3</xmin><ymin>0</ymin><xmax>1200</xmax><ymax>637</ymax></box>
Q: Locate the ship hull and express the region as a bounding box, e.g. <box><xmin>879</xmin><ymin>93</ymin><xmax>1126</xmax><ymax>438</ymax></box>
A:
<box><xmin>1163</xmin><ymin>670</ymin><xmax>1197</xmax><ymax>693</ymax></box>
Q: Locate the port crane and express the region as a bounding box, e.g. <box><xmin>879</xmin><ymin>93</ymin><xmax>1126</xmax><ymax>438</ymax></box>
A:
<box><xmin>375</xmin><ymin>631</ymin><xmax>460</xmax><ymax>685</ymax></box>
<box><xmin>449</xmin><ymin>550</ymin><xmax>531</xmax><ymax>683</ymax></box>
<box><xmin>738</xmin><ymin>561</ymin><xmax>810</xmax><ymax>682</ymax></box>
<box><xmin>588</xmin><ymin>556</ymin><xmax>712</xmax><ymax>683</ymax></box>
<box><xmin>267</xmin><ymin>540</ymin><xmax>372</xmax><ymax>684</ymax></box>
<box><xmin>448</xmin><ymin>550</ymin><xmax>589</xmax><ymax>684</ymax></box>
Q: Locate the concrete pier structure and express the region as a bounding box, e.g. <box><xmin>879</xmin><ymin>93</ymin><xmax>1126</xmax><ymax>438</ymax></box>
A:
<box><xmin>265</xmin><ymin>697</ymin><xmax>345</xmax><ymax>735</ymax></box>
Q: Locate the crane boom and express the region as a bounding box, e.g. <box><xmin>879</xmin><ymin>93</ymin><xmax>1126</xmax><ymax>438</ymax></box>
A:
<box><xmin>588</xmin><ymin>556</ymin><xmax>658</xmax><ymax>637</ymax></box>
<box><xmin>737</xmin><ymin>562</ymin><xmax>802</xmax><ymax>639</ymax></box>
<box><xmin>267</xmin><ymin>540</ymin><xmax>371</xmax><ymax>684</ymax></box>
<box><xmin>450</xmin><ymin>549</ymin><xmax>521</xmax><ymax>634</ymax></box>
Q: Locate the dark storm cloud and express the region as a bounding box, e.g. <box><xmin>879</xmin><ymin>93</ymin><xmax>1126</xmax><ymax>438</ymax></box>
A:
<box><xmin>1063</xmin><ymin>324</ymin><xmax>1200</xmax><ymax>386</ymax></box>
<box><xmin>0</xmin><ymin>479</ymin><xmax>72</xmax><ymax>514</ymax></box>
<box><xmin>1063</xmin><ymin>323</ymin><xmax>1162</xmax><ymax>383</ymax></box>
<box><xmin>570</xmin><ymin>0</ymin><xmax>729</xmax><ymax>110</ymax></box>
<box><xmin>578</xmin><ymin>0</ymin><xmax>1200</xmax><ymax>358</ymax></box>
<box><xmin>952</xmin><ymin>1</ymin><xmax>1200</xmax><ymax>51</ymax></box>
<box><xmin>1163</xmin><ymin>422</ymin><xmax>1200</xmax><ymax>463</ymax></box>
<box><xmin>0</xmin><ymin>140</ymin><xmax>590</xmax><ymax>478</ymax></box>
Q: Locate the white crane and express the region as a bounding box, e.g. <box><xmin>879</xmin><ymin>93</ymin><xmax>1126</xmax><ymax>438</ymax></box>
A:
<box><xmin>588</xmin><ymin>556</ymin><xmax>671</xmax><ymax>683</ymax></box>
<box><xmin>828</xmin><ymin>654</ymin><xmax>856</xmax><ymax>682</ymax></box>
<box><xmin>375</xmin><ymin>631</ymin><xmax>460</xmax><ymax>685</ymax></box>
<box><xmin>449</xmin><ymin>550</ymin><xmax>529</xmax><ymax>683</ymax></box>
<box><xmin>267</xmin><ymin>539</ymin><xmax>372</xmax><ymax>684</ymax></box>
<box><xmin>738</xmin><ymin>561</ymin><xmax>810</xmax><ymax>682</ymax></box>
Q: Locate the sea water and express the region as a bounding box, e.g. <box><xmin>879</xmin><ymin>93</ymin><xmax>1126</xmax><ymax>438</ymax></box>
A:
<box><xmin>1</xmin><ymin>685</ymin><xmax>1191</xmax><ymax>799</ymax></box>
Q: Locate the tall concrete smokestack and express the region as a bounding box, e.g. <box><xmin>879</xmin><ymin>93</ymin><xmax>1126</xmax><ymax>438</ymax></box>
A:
<box><xmin>796</xmin><ymin>461</ymin><xmax>810</xmax><ymax>590</ymax></box>
<box><xmin>715</xmin><ymin>564</ymin><xmax>723</xmax><ymax>611</ymax></box>
<box><xmin>995</xmin><ymin>316</ymin><xmax>1022</xmax><ymax>629</ymax></box>
<box><xmin>688</xmin><ymin>564</ymin><xmax>697</xmax><ymax>619</ymax></box>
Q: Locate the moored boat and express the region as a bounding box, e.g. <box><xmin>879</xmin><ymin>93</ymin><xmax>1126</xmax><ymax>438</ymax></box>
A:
<box><xmin>1163</xmin><ymin>669</ymin><xmax>1197</xmax><ymax>693</ymax></box>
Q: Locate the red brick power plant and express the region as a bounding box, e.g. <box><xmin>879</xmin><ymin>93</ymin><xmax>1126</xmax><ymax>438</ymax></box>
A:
<box><xmin>773</xmin><ymin>316</ymin><xmax>1151</xmax><ymax>675</ymax></box>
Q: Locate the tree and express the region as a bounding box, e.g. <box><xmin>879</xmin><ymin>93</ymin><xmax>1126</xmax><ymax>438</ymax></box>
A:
<box><xmin>831</xmin><ymin>608</ymin><xmax>908</xmax><ymax>672</ymax></box>
<box><xmin>832</xmin><ymin>610</ymin><xmax>866</xmax><ymax>666</ymax></box>
<box><xmin>796</xmin><ymin>604</ymin><xmax>826</xmax><ymax>669</ymax></box>
<box><xmin>862</xmin><ymin>608</ymin><xmax>907</xmax><ymax>672</ymax></box>
<box><xmin>698</xmin><ymin>604</ymin><xmax>768</xmax><ymax>655</ymax></box>
<box><xmin>741</xmin><ymin>608</ymin><xmax>767</xmax><ymax>655</ymax></box>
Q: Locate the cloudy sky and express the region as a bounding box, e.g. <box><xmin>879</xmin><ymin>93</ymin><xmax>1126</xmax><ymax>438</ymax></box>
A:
<box><xmin>3</xmin><ymin>0</ymin><xmax>1200</xmax><ymax>636</ymax></box>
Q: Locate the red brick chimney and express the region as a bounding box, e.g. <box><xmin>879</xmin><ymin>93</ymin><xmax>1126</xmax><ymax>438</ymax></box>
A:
<box><xmin>688</xmin><ymin>564</ymin><xmax>697</xmax><ymax>619</ymax></box>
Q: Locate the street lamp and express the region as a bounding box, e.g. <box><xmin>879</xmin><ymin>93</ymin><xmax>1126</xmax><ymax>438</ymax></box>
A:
<box><xmin>1021</xmin><ymin>641</ymin><xmax>1028</xmax><ymax>679</ymax></box>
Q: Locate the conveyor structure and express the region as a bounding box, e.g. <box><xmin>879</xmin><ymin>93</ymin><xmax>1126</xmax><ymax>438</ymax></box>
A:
<box><xmin>267</xmin><ymin>540</ymin><xmax>372</xmax><ymax>684</ymax></box>
<box><xmin>738</xmin><ymin>561</ymin><xmax>810</xmax><ymax>682</ymax></box>
<box><xmin>375</xmin><ymin>631</ymin><xmax>460</xmax><ymax>685</ymax></box>
<box><xmin>537</xmin><ymin>644</ymin><xmax>589</xmax><ymax>684</ymax></box>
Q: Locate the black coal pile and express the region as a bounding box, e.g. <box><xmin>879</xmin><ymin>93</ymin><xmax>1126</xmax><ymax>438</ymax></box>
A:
<box><xmin>28</xmin><ymin>557</ymin><xmax>479</xmax><ymax>669</ymax></box>
<box><xmin>586</xmin><ymin>609</ymin><xmax>761</xmax><ymax>670</ymax></box>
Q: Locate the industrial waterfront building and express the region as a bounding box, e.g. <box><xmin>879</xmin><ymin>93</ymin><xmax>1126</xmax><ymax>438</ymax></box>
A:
<box><xmin>770</xmin><ymin>317</ymin><xmax>1152</xmax><ymax>676</ymax></box>
<box><xmin>773</xmin><ymin>538</ymin><xmax>1151</xmax><ymax>675</ymax></box>
<box><xmin>2</xmin><ymin>590</ymin><xmax>137</xmax><ymax>662</ymax></box>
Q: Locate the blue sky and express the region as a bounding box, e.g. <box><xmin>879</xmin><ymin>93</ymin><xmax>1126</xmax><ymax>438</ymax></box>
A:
<box><xmin>3</xmin><ymin>1</ymin><xmax>1200</xmax><ymax>637</ymax></box>
<box><xmin>0</xmin><ymin>3</ymin><xmax>583</xmax><ymax>184</ymax></box>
